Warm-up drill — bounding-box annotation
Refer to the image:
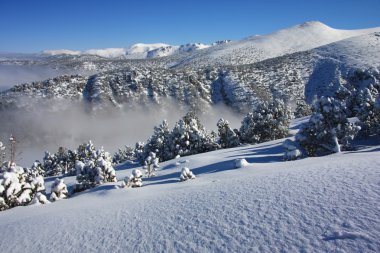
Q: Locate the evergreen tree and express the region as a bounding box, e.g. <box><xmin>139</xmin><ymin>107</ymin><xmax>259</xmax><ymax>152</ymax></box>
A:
<box><xmin>165</xmin><ymin>112</ymin><xmax>219</xmax><ymax>160</ymax></box>
<box><xmin>113</xmin><ymin>146</ymin><xmax>136</xmax><ymax>164</ymax></box>
<box><xmin>217</xmin><ymin>118</ymin><xmax>240</xmax><ymax>148</ymax></box>
<box><xmin>240</xmin><ymin>100</ymin><xmax>291</xmax><ymax>144</ymax></box>
<box><xmin>296</xmin><ymin>96</ymin><xmax>360</xmax><ymax>156</ymax></box>
<box><xmin>50</xmin><ymin>179</ymin><xmax>69</xmax><ymax>201</ymax></box>
<box><xmin>0</xmin><ymin>162</ymin><xmax>47</xmax><ymax>211</ymax></box>
<box><xmin>144</xmin><ymin>120</ymin><xmax>170</xmax><ymax>161</ymax></box>
<box><xmin>74</xmin><ymin>141</ymin><xmax>117</xmax><ymax>192</ymax></box>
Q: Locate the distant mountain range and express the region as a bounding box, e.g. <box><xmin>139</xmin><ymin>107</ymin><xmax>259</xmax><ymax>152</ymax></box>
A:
<box><xmin>0</xmin><ymin>21</ymin><xmax>379</xmax><ymax>113</ymax></box>
<box><xmin>41</xmin><ymin>40</ymin><xmax>232</xmax><ymax>59</ymax></box>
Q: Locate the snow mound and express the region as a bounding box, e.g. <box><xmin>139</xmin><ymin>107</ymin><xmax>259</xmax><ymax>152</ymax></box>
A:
<box><xmin>235</xmin><ymin>158</ymin><xmax>249</xmax><ymax>168</ymax></box>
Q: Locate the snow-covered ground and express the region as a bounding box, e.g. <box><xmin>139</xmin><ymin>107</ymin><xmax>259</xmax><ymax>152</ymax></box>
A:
<box><xmin>0</xmin><ymin>119</ymin><xmax>379</xmax><ymax>253</ymax></box>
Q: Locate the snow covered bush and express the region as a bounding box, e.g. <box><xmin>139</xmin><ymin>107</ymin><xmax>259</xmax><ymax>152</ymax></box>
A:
<box><xmin>296</xmin><ymin>96</ymin><xmax>360</xmax><ymax>156</ymax></box>
<box><xmin>235</xmin><ymin>158</ymin><xmax>249</xmax><ymax>168</ymax></box>
<box><xmin>240</xmin><ymin>99</ymin><xmax>291</xmax><ymax>144</ymax></box>
<box><xmin>113</xmin><ymin>145</ymin><xmax>136</xmax><ymax>164</ymax></box>
<box><xmin>283</xmin><ymin>139</ymin><xmax>303</xmax><ymax>161</ymax></box>
<box><xmin>30</xmin><ymin>192</ymin><xmax>50</xmax><ymax>205</ymax></box>
<box><xmin>217</xmin><ymin>118</ymin><xmax>240</xmax><ymax>148</ymax></box>
<box><xmin>144</xmin><ymin>152</ymin><xmax>159</xmax><ymax>177</ymax></box>
<box><xmin>293</xmin><ymin>100</ymin><xmax>312</xmax><ymax>118</ymax></box>
<box><xmin>165</xmin><ymin>112</ymin><xmax>219</xmax><ymax>160</ymax></box>
<box><xmin>179</xmin><ymin>167</ymin><xmax>195</xmax><ymax>181</ymax></box>
<box><xmin>0</xmin><ymin>162</ymin><xmax>47</xmax><ymax>211</ymax></box>
<box><xmin>351</xmin><ymin>87</ymin><xmax>379</xmax><ymax>136</ymax></box>
<box><xmin>25</xmin><ymin>160</ymin><xmax>45</xmax><ymax>178</ymax></box>
<box><xmin>50</xmin><ymin>179</ymin><xmax>69</xmax><ymax>201</ymax></box>
<box><xmin>74</xmin><ymin>142</ymin><xmax>117</xmax><ymax>192</ymax></box>
<box><xmin>134</xmin><ymin>141</ymin><xmax>145</xmax><ymax>163</ymax></box>
<box><xmin>121</xmin><ymin>169</ymin><xmax>143</xmax><ymax>188</ymax></box>
<box><xmin>43</xmin><ymin>147</ymin><xmax>76</xmax><ymax>176</ymax></box>
<box><xmin>43</xmin><ymin>151</ymin><xmax>63</xmax><ymax>176</ymax></box>
<box><xmin>144</xmin><ymin>120</ymin><xmax>170</xmax><ymax>161</ymax></box>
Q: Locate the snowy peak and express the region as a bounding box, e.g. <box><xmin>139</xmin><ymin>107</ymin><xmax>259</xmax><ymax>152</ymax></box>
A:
<box><xmin>171</xmin><ymin>21</ymin><xmax>380</xmax><ymax>68</ymax></box>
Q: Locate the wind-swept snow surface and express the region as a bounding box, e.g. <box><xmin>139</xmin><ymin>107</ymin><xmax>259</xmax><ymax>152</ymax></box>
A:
<box><xmin>0</xmin><ymin>135</ymin><xmax>379</xmax><ymax>252</ymax></box>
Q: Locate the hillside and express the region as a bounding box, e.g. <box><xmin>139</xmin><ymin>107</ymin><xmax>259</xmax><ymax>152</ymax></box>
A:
<box><xmin>0</xmin><ymin>118</ymin><xmax>379</xmax><ymax>252</ymax></box>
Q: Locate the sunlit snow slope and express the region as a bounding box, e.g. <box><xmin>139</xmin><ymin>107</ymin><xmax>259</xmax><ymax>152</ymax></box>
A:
<box><xmin>0</xmin><ymin>119</ymin><xmax>379</xmax><ymax>253</ymax></box>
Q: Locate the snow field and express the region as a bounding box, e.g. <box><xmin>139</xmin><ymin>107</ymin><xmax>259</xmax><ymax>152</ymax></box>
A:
<box><xmin>0</xmin><ymin>137</ymin><xmax>379</xmax><ymax>252</ymax></box>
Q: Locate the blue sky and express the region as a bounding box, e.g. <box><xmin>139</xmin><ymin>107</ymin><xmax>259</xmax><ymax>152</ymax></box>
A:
<box><xmin>1</xmin><ymin>0</ymin><xmax>379</xmax><ymax>53</ymax></box>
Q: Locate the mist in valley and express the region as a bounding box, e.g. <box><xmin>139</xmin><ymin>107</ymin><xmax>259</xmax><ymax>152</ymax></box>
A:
<box><xmin>0</xmin><ymin>97</ymin><xmax>244</xmax><ymax>167</ymax></box>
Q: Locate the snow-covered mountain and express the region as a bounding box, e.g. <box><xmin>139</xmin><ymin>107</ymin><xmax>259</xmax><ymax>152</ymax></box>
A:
<box><xmin>0</xmin><ymin>118</ymin><xmax>379</xmax><ymax>252</ymax></box>
<box><xmin>43</xmin><ymin>43</ymin><xmax>170</xmax><ymax>59</ymax></box>
<box><xmin>42</xmin><ymin>42</ymin><xmax>217</xmax><ymax>59</ymax></box>
<box><xmin>167</xmin><ymin>21</ymin><xmax>380</xmax><ymax>68</ymax></box>
<box><xmin>1</xmin><ymin>21</ymin><xmax>379</xmax><ymax>114</ymax></box>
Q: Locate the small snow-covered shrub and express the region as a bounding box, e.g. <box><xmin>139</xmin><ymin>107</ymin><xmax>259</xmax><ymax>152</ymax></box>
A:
<box><xmin>283</xmin><ymin>139</ymin><xmax>303</xmax><ymax>161</ymax></box>
<box><xmin>144</xmin><ymin>152</ymin><xmax>159</xmax><ymax>177</ymax></box>
<box><xmin>30</xmin><ymin>192</ymin><xmax>50</xmax><ymax>205</ymax></box>
<box><xmin>296</xmin><ymin>96</ymin><xmax>360</xmax><ymax>156</ymax></box>
<box><xmin>235</xmin><ymin>158</ymin><xmax>249</xmax><ymax>168</ymax></box>
<box><xmin>179</xmin><ymin>167</ymin><xmax>195</xmax><ymax>181</ymax></box>
<box><xmin>121</xmin><ymin>169</ymin><xmax>143</xmax><ymax>188</ymax></box>
<box><xmin>50</xmin><ymin>179</ymin><xmax>68</xmax><ymax>201</ymax></box>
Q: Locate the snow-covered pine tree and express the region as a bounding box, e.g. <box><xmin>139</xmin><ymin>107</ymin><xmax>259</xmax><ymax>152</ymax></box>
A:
<box><xmin>74</xmin><ymin>141</ymin><xmax>117</xmax><ymax>192</ymax></box>
<box><xmin>217</xmin><ymin>118</ymin><xmax>240</xmax><ymax>148</ymax></box>
<box><xmin>144</xmin><ymin>120</ymin><xmax>170</xmax><ymax>161</ymax></box>
<box><xmin>143</xmin><ymin>152</ymin><xmax>159</xmax><ymax>177</ymax></box>
<box><xmin>50</xmin><ymin>178</ymin><xmax>69</xmax><ymax>201</ymax></box>
<box><xmin>0</xmin><ymin>162</ymin><xmax>47</xmax><ymax>210</ymax></box>
<box><xmin>293</xmin><ymin>100</ymin><xmax>312</xmax><ymax>118</ymax></box>
<box><xmin>43</xmin><ymin>151</ymin><xmax>63</xmax><ymax>176</ymax></box>
<box><xmin>121</xmin><ymin>169</ymin><xmax>143</xmax><ymax>188</ymax></box>
<box><xmin>351</xmin><ymin>87</ymin><xmax>379</xmax><ymax>136</ymax></box>
<box><xmin>0</xmin><ymin>142</ymin><xmax>5</xmax><ymax>165</ymax></box>
<box><xmin>113</xmin><ymin>145</ymin><xmax>136</xmax><ymax>165</ymax></box>
<box><xmin>95</xmin><ymin>147</ymin><xmax>117</xmax><ymax>184</ymax></box>
<box><xmin>134</xmin><ymin>142</ymin><xmax>145</xmax><ymax>164</ymax></box>
<box><xmin>179</xmin><ymin>167</ymin><xmax>195</xmax><ymax>181</ymax></box>
<box><xmin>296</xmin><ymin>96</ymin><xmax>360</xmax><ymax>156</ymax></box>
<box><xmin>166</xmin><ymin>119</ymin><xmax>190</xmax><ymax>159</ymax></box>
<box><xmin>372</xmin><ymin>94</ymin><xmax>380</xmax><ymax>136</ymax></box>
<box><xmin>282</xmin><ymin>139</ymin><xmax>303</xmax><ymax>161</ymax></box>
<box><xmin>240</xmin><ymin>99</ymin><xmax>291</xmax><ymax>144</ymax></box>
<box><xmin>165</xmin><ymin>112</ymin><xmax>219</xmax><ymax>160</ymax></box>
<box><xmin>24</xmin><ymin>160</ymin><xmax>45</xmax><ymax>181</ymax></box>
